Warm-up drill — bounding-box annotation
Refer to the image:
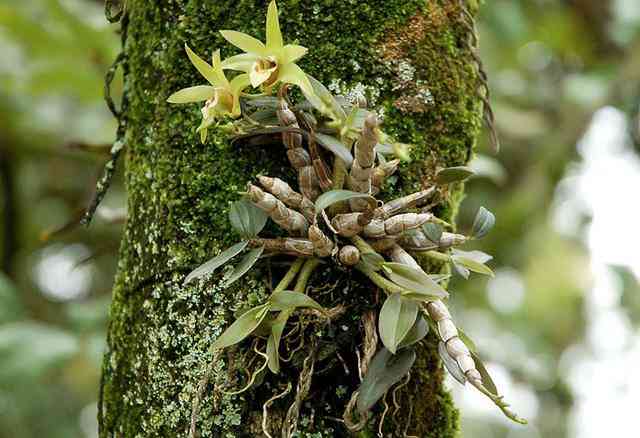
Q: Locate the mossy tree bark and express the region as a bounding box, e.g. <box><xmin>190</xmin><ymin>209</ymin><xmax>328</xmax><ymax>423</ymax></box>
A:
<box><xmin>100</xmin><ymin>1</ymin><xmax>482</xmax><ymax>436</ymax></box>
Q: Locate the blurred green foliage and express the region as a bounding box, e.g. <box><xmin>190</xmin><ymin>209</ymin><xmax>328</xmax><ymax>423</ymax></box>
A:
<box><xmin>0</xmin><ymin>0</ymin><xmax>638</xmax><ymax>437</ymax></box>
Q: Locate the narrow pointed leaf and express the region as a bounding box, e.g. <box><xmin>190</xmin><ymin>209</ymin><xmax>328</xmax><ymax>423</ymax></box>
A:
<box><xmin>435</xmin><ymin>166</ymin><xmax>475</xmax><ymax>184</ymax></box>
<box><xmin>452</xmin><ymin>262</ymin><xmax>470</xmax><ymax>279</ymax></box>
<box><xmin>224</xmin><ymin>246</ymin><xmax>264</xmax><ymax>286</ymax></box>
<box><xmin>268</xmin><ymin>290</ymin><xmax>323</xmax><ymax>311</ymax></box>
<box><xmin>356</xmin><ymin>348</ymin><xmax>416</xmax><ymax>414</ymax></box>
<box><xmin>471</xmin><ymin>206</ymin><xmax>495</xmax><ymax>239</ymax></box>
<box><xmin>458</xmin><ymin>329</ymin><xmax>477</xmax><ymax>353</ymax></box>
<box><xmin>183</xmin><ymin>241</ymin><xmax>248</xmax><ymax>285</ymax></box>
<box><xmin>167</xmin><ymin>85</ymin><xmax>216</xmax><ymax>103</ymax></box>
<box><xmin>379</xmin><ymin>292</ymin><xmax>418</xmax><ymax>354</ymax></box>
<box><xmin>314</xmin><ymin>190</ymin><xmax>376</xmax><ymax>213</ymax></box>
<box><xmin>451</xmin><ymin>249</ymin><xmax>493</xmax><ymax>264</ymax></box>
<box><xmin>451</xmin><ymin>255</ymin><xmax>494</xmax><ymax>277</ymax></box>
<box><xmin>398</xmin><ymin>315</ymin><xmax>429</xmax><ymax>349</ymax></box>
<box><xmin>212</xmin><ymin>304</ymin><xmax>269</xmax><ymax>350</ymax></box>
<box><xmin>314</xmin><ymin>133</ymin><xmax>354</xmax><ymax>166</ymax></box>
<box><xmin>382</xmin><ymin>262</ymin><xmax>449</xmax><ymax>299</ymax></box>
<box><xmin>229</xmin><ymin>199</ymin><xmax>268</xmax><ymax>238</ymax></box>
<box><xmin>184</xmin><ymin>44</ymin><xmax>219</xmax><ymax>86</ymax></box>
<box><xmin>438</xmin><ymin>341</ymin><xmax>466</xmax><ymax>385</ymax></box>
<box><xmin>267</xmin><ymin>309</ymin><xmax>291</xmax><ymax>373</ymax></box>
<box><xmin>471</xmin><ymin>351</ymin><xmax>498</xmax><ymax>395</ymax></box>
<box><xmin>304</xmin><ymin>75</ymin><xmax>345</xmax><ymax>120</ymax></box>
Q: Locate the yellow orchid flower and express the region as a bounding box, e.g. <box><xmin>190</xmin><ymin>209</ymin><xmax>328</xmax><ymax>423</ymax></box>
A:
<box><xmin>219</xmin><ymin>0</ymin><xmax>313</xmax><ymax>97</ymax></box>
<box><xmin>167</xmin><ymin>44</ymin><xmax>250</xmax><ymax>143</ymax></box>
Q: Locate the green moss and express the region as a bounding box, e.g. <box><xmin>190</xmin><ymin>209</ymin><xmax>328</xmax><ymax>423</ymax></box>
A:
<box><xmin>101</xmin><ymin>0</ymin><xmax>481</xmax><ymax>436</ymax></box>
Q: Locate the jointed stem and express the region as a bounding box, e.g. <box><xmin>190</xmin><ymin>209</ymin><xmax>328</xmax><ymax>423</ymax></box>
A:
<box><xmin>294</xmin><ymin>258</ymin><xmax>321</xmax><ymax>293</ymax></box>
<box><xmin>332</xmin><ymin>158</ymin><xmax>347</xmax><ymax>190</ymax></box>
<box><xmin>274</xmin><ymin>258</ymin><xmax>305</xmax><ymax>292</ymax></box>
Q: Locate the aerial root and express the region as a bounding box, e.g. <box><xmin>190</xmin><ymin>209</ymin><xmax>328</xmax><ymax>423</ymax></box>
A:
<box><xmin>342</xmin><ymin>391</ymin><xmax>369</xmax><ymax>432</ymax></box>
<box><xmin>262</xmin><ymin>383</ymin><xmax>292</xmax><ymax>438</ymax></box>
<box><xmin>282</xmin><ymin>344</ymin><xmax>317</xmax><ymax>438</ymax></box>
<box><xmin>222</xmin><ymin>344</ymin><xmax>269</xmax><ymax>396</ymax></box>
<box><xmin>188</xmin><ymin>350</ymin><xmax>222</xmax><ymax>438</ymax></box>
<box><xmin>377</xmin><ymin>391</ymin><xmax>390</xmax><ymax>437</ymax></box>
<box><xmin>392</xmin><ymin>372</ymin><xmax>411</xmax><ymax>418</ymax></box>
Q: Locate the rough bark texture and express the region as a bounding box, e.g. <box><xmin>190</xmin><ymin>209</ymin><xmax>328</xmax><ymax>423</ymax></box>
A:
<box><xmin>101</xmin><ymin>1</ymin><xmax>482</xmax><ymax>436</ymax></box>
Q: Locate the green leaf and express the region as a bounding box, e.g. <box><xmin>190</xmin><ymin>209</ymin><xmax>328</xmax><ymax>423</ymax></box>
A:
<box><xmin>314</xmin><ymin>190</ymin><xmax>376</xmax><ymax>213</ymax></box>
<box><xmin>360</xmin><ymin>252</ymin><xmax>385</xmax><ymax>272</ymax></box>
<box><xmin>224</xmin><ymin>246</ymin><xmax>264</xmax><ymax>286</ymax></box>
<box><xmin>452</xmin><ymin>261</ymin><xmax>470</xmax><ymax>279</ymax></box>
<box><xmin>268</xmin><ymin>290</ymin><xmax>323</xmax><ymax>311</ymax></box>
<box><xmin>451</xmin><ymin>249</ymin><xmax>492</xmax><ymax>264</ymax></box>
<box><xmin>398</xmin><ymin>315</ymin><xmax>429</xmax><ymax>349</ymax></box>
<box><xmin>356</xmin><ymin>348</ymin><xmax>416</xmax><ymax>414</ymax></box>
<box><xmin>451</xmin><ymin>255</ymin><xmax>494</xmax><ymax>277</ymax></box>
<box><xmin>304</xmin><ymin>75</ymin><xmax>346</xmax><ymax>120</ymax></box>
<box><xmin>314</xmin><ymin>133</ymin><xmax>354</xmax><ymax>166</ymax></box>
<box><xmin>458</xmin><ymin>329</ymin><xmax>477</xmax><ymax>353</ymax></box>
<box><xmin>471</xmin><ymin>206</ymin><xmax>495</xmax><ymax>239</ymax></box>
<box><xmin>422</xmin><ymin>222</ymin><xmax>443</xmax><ymax>244</ymax></box>
<box><xmin>183</xmin><ymin>241</ymin><xmax>248</xmax><ymax>285</ymax></box>
<box><xmin>212</xmin><ymin>304</ymin><xmax>269</xmax><ymax>350</ymax></box>
<box><xmin>471</xmin><ymin>351</ymin><xmax>498</xmax><ymax>395</ymax></box>
<box><xmin>435</xmin><ymin>166</ymin><xmax>475</xmax><ymax>184</ymax></box>
<box><xmin>379</xmin><ymin>293</ymin><xmax>418</xmax><ymax>354</ymax></box>
<box><xmin>167</xmin><ymin>85</ymin><xmax>216</xmax><ymax>103</ymax></box>
<box><xmin>229</xmin><ymin>199</ymin><xmax>268</xmax><ymax>238</ymax></box>
<box><xmin>382</xmin><ymin>263</ymin><xmax>449</xmax><ymax>300</ymax></box>
<box><xmin>438</xmin><ymin>341</ymin><xmax>466</xmax><ymax>385</ymax></box>
<box><xmin>267</xmin><ymin>310</ymin><xmax>291</xmax><ymax>373</ymax></box>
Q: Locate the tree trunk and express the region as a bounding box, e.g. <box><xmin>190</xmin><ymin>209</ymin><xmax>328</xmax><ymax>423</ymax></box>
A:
<box><xmin>100</xmin><ymin>1</ymin><xmax>482</xmax><ymax>436</ymax></box>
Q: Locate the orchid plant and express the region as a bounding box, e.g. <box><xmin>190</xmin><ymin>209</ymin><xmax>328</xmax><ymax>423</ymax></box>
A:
<box><xmin>169</xmin><ymin>1</ymin><xmax>527</xmax><ymax>435</ymax></box>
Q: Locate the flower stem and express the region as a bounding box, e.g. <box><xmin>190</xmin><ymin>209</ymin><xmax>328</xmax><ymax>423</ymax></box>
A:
<box><xmin>274</xmin><ymin>257</ymin><xmax>305</xmax><ymax>292</ymax></box>
<box><xmin>354</xmin><ymin>264</ymin><xmax>402</xmax><ymax>295</ymax></box>
<box><xmin>294</xmin><ymin>258</ymin><xmax>321</xmax><ymax>293</ymax></box>
<box><xmin>423</xmin><ymin>250</ymin><xmax>450</xmax><ymax>263</ymax></box>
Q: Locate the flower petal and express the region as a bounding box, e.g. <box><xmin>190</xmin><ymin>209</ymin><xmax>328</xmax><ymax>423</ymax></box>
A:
<box><xmin>221</xmin><ymin>53</ymin><xmax>260</xmax><ymax>72</ymax></box>
<box><xmin>266</xmin><ymin>0</ymin><xmax>283</xmax><ymax>50</ymax></box>
<box><xmin>282</xmin><ymin>44</ymin><xmax>307</xmax><ymax>63</ymax></box>
<box><xmin>278</xmin><ymin>62</ymin><xmax>314</xmax><ymax>97</ymax></box>
<box><xmin>167</xmin><ymin>85</ymin><xmax>216</xmax><ymax>103</ymax></box>
<box><xmin>211</xmin><ymin>49</ymin><xmax>230</xmax><ymax>87</ymax></box>
<box><xmin>185</xmin><ymin>44</ymin><xmax>221</xmax><ymax>87</ymax></box>
<box><xmin>219</xmin><ymin>30</ymin><xmax>267</xmax><ymax>55</ymax></box>
<box><xmin>230</xmin><ymin>74</ymin><xmax>251</xmax><ymax>116</ymax></box>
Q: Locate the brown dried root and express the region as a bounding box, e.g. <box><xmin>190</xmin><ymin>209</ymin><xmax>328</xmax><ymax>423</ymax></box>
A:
<box><xmin>222</xmin><ymin>344</ymin><xmax>269</xmax><ymax>396</ymax></box>
<box><xmin>262</xmin><ymin>383</ymin><xmax>292</xmax><ymax>438</ymax></box>
<box><xmin>359</xmin><ymin>310</ymin><xmax>379</xmax><ymax>380</ymax></box>
<box><xmin>342</xmin><ymin>391</ymin><xmax>369</xmax><ymax>432</ymax></box>
<box><xmin>282</xmin><ymin>345</ymin><xmax>317</xmax><ymax>438</ymax></box>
